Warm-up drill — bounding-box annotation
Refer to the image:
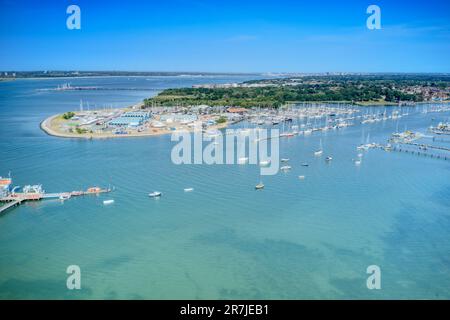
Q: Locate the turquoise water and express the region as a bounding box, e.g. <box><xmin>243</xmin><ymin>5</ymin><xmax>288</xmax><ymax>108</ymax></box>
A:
<box><xmin>0</xmin><ymin>77</ymin><xmax>449</xmax><ymax>299</ymax></box>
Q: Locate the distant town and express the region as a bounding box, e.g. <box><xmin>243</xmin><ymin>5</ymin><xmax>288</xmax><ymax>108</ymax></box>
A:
<box><xmin>148</xmin><ymin>74</ymin><xmax>450</xmax><ymax>107</ymax></box>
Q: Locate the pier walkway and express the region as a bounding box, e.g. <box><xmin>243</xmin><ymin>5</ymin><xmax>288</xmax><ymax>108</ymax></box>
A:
<box><xmin>0</xmin><ymin>187</ymin><xmax>113</xmax><ymax>216</ymax></box>
<box><xmin>0</xmin><ymin>199</ymin><xmax>23</xmax><ymax>215</ymax></box>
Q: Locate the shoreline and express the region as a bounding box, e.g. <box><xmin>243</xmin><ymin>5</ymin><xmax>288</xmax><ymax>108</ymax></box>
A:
<box><xmin>40</xmin><ymin>100</ymin><xmax>450</xmax><ymax>140</ymax></box>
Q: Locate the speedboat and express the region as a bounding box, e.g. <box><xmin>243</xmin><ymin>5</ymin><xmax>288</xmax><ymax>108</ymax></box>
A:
<box><xmin>255</xmin><ymin>183</ymin><xmax>265</xmax><ymax>190</ymax></box>
<box><xmin>103</xmin><ymin>199</ymin><xmax>115</xmax><ymax>205</ymax></box>
<box><xmin>301</xmin><ymin>163</ymin><xmax>309</xmax><ymax>167</ymax></box>
<box><xmin>281</xmin><ymin>158</ymin><xmax>290</xmax><ymax>162</ymax></box>
<box><xmin>149</xmin><ymin>191</ymin><xmax>162</xmax><ymax>197</ymax></box>
<box><xmin>325</xmin><ymin>156</ymin><xmax>333</xmax><ymax>162</ymax></box>
<box><xmin>298</xmin><ymin>175</ymin><xmax>305</xmax><ymax>180</ymax></box>
<box><xmin>184</xmin><ymin>188</ymin><xmax>194</xmax><ymax>192</ymax></box>
<box><xmin>280</xmin><ymin>165</ymin><xmax>292</xmax><ymax>171</ymax></box>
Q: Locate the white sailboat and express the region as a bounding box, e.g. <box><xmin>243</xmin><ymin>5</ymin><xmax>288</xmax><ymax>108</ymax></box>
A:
<box><xmin>314</xmin><ymin>139</ymin><xmax>323</xmax><ymax>156</ymax></box>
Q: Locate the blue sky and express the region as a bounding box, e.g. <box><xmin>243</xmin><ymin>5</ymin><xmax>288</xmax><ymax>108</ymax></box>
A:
<box><xmin>0</xmin><ymin>0</ymin><xmax>449</xmax><ymax>72</ymax></box>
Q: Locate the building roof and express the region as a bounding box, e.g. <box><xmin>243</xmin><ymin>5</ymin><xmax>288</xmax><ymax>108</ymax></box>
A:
<box><xmin>227</xmin><ymin>107</ymin><xmax>248</xmax><ymax>113</ymax></box>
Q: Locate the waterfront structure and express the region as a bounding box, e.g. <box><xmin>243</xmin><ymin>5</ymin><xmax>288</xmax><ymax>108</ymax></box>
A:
<box><xmin>108</xmin><ymin>111</ymin><xmax>151</xmax><ymax>128</ymax></box>
<box><xmin>0</xmin><ymin>176</ymin><xmax>12</xmax><ymax>198</ymax></box>
<box><xmin>159</xmin><ymin>114</ymin><xmax>197</xmax><ymax>124</ymax></box>
<box><xmin>0</xmin><ymin>177</ymin><xmax>113</xmax><ymax>214</ymax></box>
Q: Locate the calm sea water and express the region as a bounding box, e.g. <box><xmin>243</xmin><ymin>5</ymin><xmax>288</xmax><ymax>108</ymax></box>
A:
<box><xmin>0</xmin><ymin>76</ymin><xmax>449</xmax><ymax>299</ymax></box>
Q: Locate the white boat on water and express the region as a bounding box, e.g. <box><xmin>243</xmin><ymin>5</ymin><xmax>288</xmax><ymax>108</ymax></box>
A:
<box><xmin>103</xmin><ymin>199</ymin><xmax>115</xmax><ymax>205</ymax></box>
<box><xmin>281</xmin><ymin>158</ymin><xmax>290</xmax><ymax>162</ymax></box>
<box><xmin>298</xmin><ymin>175</ymin><xmax>306</xmax><ymax>180</ymax></box>
<box><xmin>354</xmin><ymin>160</ymin><xmax>361</xmax><ymax>166</ymax></box>
<box><xmin>59</xmin><ymin>193</ymin><xmax>71</xmax><ymax>201</ymax></box>
<box><xmin>184</xmin><ymin>188</ymin><xmax>194</xmax><ymax>192</ymax></box>
<box><xmin>280</xmin><ymin>165</ymin><xmax>292</xmax><ymax>171</ymax></box>
<box><xmin>149</xmin><ymin>191</ymin><xmax>162</xmax><ymax>197</ymax></box>
<box><xmin>255</xmin><ymin>182</ymin><xmax>265</xmax><ymax>190</ymax></box>
<box><xmin>314</xmin><ymin>139</ymin><xmax>323</xmax><ymax>156</ymax></box>
<box><xmin>259</xmin><ymin>160</ymin><xmax>271</xmax><ymax>166</ymax></box>
<box><xmin>325</xmin><ymin>156</ymin><xmax>333</xmax><ymax>162</ymax></box>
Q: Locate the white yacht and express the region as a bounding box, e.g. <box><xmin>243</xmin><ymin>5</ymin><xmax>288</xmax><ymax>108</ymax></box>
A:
<box><xmin>314</xmin><ymin>139</ymin><xmax>323</xmax><ymax>156</ymax></box>
<box><xmin>149</xmin><ymin>191</ymin><xmax>162</xmax><ymax>197</ymax></box>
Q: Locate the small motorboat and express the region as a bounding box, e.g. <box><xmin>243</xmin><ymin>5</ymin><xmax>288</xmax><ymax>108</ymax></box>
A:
<box><xmin>301</xmin><ymin>163</ymin><xmax>309</xmax><ymax>167</ymax></box>
<box><xmin>59</xmin><ymin>193</ymin><xmax>71</xmax><ymax>201</ymax></box>
<box><xmin>325</xmin><ymin>156</ymin><xmax>333</xmax><ymax>162</ymax></box>
<box><xmin>281</xmin><ymin>158</ymin><xmax>290</xmax><ymax>162</ymax></box>
<box><xmin>354</xmin><ymin>160</ymin><xmax>361</xmax><ymax>166</ymax></box>
<box><xmin>255</xmin><ymin>183</ymin><xmax>265</xmax><ymax>190</ymax></box>
<box><xmin>149</xmin><ymin>191</ymin><xmax>162</xmax><ymax>198</ymax></box>
<box><xmin>103</xmin><ymin>199</ymin><xmax>115</xmax><ymax>205</ymax></box>
<box><xmin>298</xmin><ymin>175</ymin><xmax>306</xmax><ymax>180</ymax></box>
<box><xmin>184</xmin><ymin>188</ymin><xmax>194</xmax><ymax>192</ymax></box>
<box><xmin>280</xmin><ymin>165</ymin><xmax>292</xmax><ymax>171</ymax></box>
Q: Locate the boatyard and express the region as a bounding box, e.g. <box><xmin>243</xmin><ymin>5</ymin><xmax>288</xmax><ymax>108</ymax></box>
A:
<box><xmin>41</xmin><ymin>101</ymin><xmax>229</xmax><ymax>139</ymax></box>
